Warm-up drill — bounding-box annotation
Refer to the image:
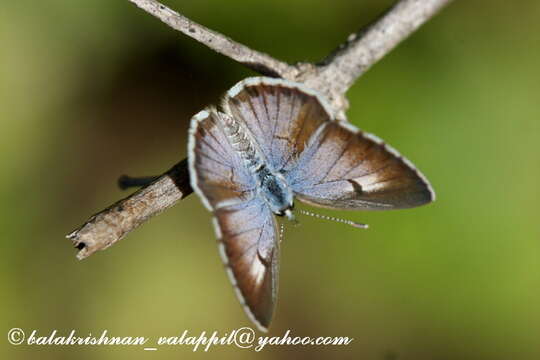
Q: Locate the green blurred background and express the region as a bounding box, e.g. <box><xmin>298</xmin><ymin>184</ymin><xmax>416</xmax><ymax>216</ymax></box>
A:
<box><xmin>2</xmin><ymin>0</ymin><xmax>539</xmax><ymax>359</ymax></box>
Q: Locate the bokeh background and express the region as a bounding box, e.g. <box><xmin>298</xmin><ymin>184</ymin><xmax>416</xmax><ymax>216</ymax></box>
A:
<box><xmin>2</xmin><ymin>0</ymin><xmax>539</xmax><ymax>359</ymax></box>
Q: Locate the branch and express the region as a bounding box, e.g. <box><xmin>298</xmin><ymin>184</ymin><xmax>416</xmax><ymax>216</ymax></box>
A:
<box><xmin>67</xmin><ymin>160</ymin><xmax>191</xmax><ymax>260</ymax></box>
<box><xmin>307</xmin><ymin>0</ymin><xmax>453</xmax><ymax>98</ymax></box>
<box><xmin>127</xmin><ymin>0</ymin><xmax>298</xmax><ymax>79</ymax></box>
<box><xmin>67</xmin><ymin>0</ymin><xmax>452</xmax><ymax>259</ymax></box>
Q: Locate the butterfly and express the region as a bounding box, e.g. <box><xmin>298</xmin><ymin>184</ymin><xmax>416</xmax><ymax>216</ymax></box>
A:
<box><xmin>187</xmin><ymin>77</ymin><xmax>435</xmax><ymax>331</ymax></box>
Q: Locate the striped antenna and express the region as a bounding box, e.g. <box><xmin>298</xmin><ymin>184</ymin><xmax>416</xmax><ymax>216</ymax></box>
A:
<box><xmin>298</xmin><ymin>210</ymin><xmax>369</xmax><ymax>229</ymax></box>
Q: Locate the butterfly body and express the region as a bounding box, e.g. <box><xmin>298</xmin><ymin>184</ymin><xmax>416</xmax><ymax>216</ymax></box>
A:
<box><xmin>188</xmin><ymin>77</ymin><xmax>435</xmax><ymax>331</ymax></box>
<box><xmin>217</xmin><ymin>109</ymin><xmax>295</xmax><ymax>217</ymax></box>
<box><xmin>220</xmin><ymin>111</ymin><xmax>262</xmax><ymax>172</ymax></box>
<box><xmin>254</xmin><ymin>165</ymin><xmax>294</xmax><ymax>218</ymax></box>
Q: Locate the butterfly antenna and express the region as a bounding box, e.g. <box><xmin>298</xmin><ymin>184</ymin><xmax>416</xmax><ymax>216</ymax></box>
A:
<box><xmin>298</xmin><ymin>209</ymin><xmax>369</xmax><ymax>229</ymax></box>
<box><xmin>279</xmin><ymin>223</ymin><xmax>285</xmax><ymax>243</ymax></box>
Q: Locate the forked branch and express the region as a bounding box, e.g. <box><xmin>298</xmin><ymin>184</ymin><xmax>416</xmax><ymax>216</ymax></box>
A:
<box><xmin>67</xmin><ymin>0</ymin><xmax>452</xmax><ymax>259</ymax></box>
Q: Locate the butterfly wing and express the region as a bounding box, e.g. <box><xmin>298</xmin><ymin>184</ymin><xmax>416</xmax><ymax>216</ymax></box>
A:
<box><xmin>222</xmin><ymin>77</ymin><xmax>434</xmax><ymax>210</ymax></box>
<box><xmin>213</xmin><ymin>199</ymin><xmax>279</xmax><ymax>332</ymax></box>
<box><xmin>222</xmin><ymin>77</ymin><xmax>331</xmax><ymax>172</ymax></box>
<box><xmin>188</xmin><ymin>108</ymin><xmax>279</xmax><ymax>331</ymax></box>
<box><xmin>188</xmin><ymin>108</ymin><xmax>256</xmax><ymax>210</ymax></box>
<box><xmin>288</xmin><ymin>120</ymin><xmax>435</xmax><ymax>210</ymax></box>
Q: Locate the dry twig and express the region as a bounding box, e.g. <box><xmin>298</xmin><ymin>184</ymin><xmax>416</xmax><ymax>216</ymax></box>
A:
<box><xmin>68</xmin><ymin>0</ymin><xmax>452</xmax><ymax>259</ymax></box>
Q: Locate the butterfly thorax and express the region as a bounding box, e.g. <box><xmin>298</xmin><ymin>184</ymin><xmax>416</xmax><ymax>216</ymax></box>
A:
<box><xmin>255</xmin><ymin>166</ymin><xmax>294</xmax><ymax>217</ymax></box>
<box><xmin>220</xmin><ymin>112</ymin><xmax>294</xmax><ymax>217</ymax></box>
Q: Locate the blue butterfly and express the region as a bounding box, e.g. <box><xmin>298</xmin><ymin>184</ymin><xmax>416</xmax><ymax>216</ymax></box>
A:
<box><xmin>188</xmin><ymin>77</ymin><xmax>435</xmax><ymax>331</ymax></box>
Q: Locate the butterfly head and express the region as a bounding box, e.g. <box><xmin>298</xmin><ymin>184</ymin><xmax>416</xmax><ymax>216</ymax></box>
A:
<box><xmin>283</xmin><ymin>208</ymin><xmax>296</xmax><ymax>222</ymax></box>
<box><xmin>276</xmin><ymin>206</ymin><xmax>298</xmax><ymax>226</ymax></box>
<box><xmin>272</xmin><ymin>201</ymin><xmax>295</xmax><ymax>221</ymax></box>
